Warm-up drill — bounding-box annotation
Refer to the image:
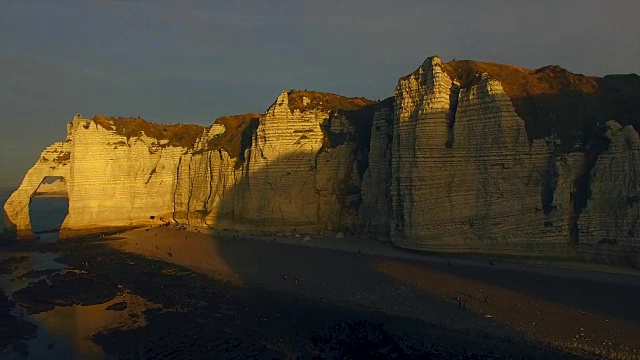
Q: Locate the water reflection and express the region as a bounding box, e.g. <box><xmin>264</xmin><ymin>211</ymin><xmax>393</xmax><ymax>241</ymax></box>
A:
<box><xmin>1</xmin><ymin>248</ymin><xmax>159</xmax><ymax>359</ymax></box>
<box><xmin>27</xmin><ymin>294</ymin><xmax>156</xmax><ymax>360</ymax></box>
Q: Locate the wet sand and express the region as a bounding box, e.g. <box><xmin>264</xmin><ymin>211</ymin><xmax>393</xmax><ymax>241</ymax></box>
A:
<box><xmin>1</xmin><ymin>226</ymin><xmax>639</xmax><ymax>359</ymax></box>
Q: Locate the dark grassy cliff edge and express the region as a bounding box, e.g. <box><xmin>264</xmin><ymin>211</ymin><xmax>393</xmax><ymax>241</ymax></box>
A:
<box><xmin>442</xmin><ymin>60</ymin><xmax>640</xmax><ymax>152</ymax></box>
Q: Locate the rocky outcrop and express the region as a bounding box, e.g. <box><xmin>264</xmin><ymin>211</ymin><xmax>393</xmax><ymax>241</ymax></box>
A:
<box><xmin>390</xmin><ymin>56</ymin><xmax>639</xmax><ymax>263</ymax></box>
<box><xmin>174</xmin><ymin>90</ymin><xmax>377</xmax><ymax>234</ymax></box>
<box><xmin>577</xmin><ymin>121</ymin><xmax>640</xmax><ymax>267</ymax></box>
<box><xmin>236</xmin><ymin>90</ymin><xmax>329</xmax><ymax>231</ymax></box>
<box><xmin>391</xmin><ymin>58</ymin><xmax>565</xmax><ymax>255</ymax></box>
<box><xmin>3</xmin><ymin>56</ymin><xmax>640</xmax><ymax>267</ymax></box>
<box><xmin>3</xmin><ymin>114</ymin><xmax>205</xmax><ymax>236</ymax></box>
<box><xmin>3</xmin><ymin>139</ymin><xmax>71</xmax><ymax>238</ymax></box>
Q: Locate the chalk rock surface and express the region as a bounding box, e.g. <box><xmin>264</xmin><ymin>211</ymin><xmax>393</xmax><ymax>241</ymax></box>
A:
<box><xmin>3</xmin><ymin>115</ymin><xmax>205</xmax><ymax>235</ymax></box>
<box><xmin>3</xmin><ymin>56</ymin><xmax>639</xmax><ymax>267</ymax></box>
<box><xmin>174</xmin><ymin>90</ymin><xmax>377</xmax><ymax>234</ymax></box>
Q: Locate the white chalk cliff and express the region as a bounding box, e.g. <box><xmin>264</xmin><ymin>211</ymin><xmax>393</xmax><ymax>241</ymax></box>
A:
<box><xmin>3</xmin><ymin>115</ymin><xmax>205</xmax><ymax>236</ymax></box>
<box><xmin>3</xmin><ymin>56</ymin><xmax>639</xmax><ymax>267</ymax></box>
<box><xmin>390</xmin><ymin>56</ymin><xmax>639</xmax><ymax>265</ymax></box>
<box><xmin>173</xmin><ymin>90</ymin><xmax>374</xmax><ymax>234</ymax></box>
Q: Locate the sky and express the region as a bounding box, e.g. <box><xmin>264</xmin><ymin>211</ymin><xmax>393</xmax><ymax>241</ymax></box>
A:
<box><xmin>1</xmin><ymin>0</ymin><xmax>638</xmax><ymax>189</ymax></box>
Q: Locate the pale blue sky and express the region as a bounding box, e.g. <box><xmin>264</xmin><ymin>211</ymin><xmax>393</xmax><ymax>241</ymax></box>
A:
<box><xmin>1</xmin><ymin>0</ymin><xmax>638</xmax><ymax>188</ymax></box>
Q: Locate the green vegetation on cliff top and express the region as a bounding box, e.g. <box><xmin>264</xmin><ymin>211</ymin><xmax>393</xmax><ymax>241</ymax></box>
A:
<box><xmin>287</xmin><ymin>90</ymin><xmax>374</xmax><ymax>113</ymax></box>
<box><xmin>92</xmin><ymin>116</ymin><xmax>206</xmax><ymax>148</ymax></box>
<box><xmin>90</xmin><ymin>60</ymin><xmax>639</xmax><ymax>155</ymax></box>
<box><xmin>202</xmin><ymin>114</ymin><xmax>261</xmax><ymax>159</ymax></box>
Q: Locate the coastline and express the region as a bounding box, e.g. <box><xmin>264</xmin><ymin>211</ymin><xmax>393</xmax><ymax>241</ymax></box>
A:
<box><xmin>107</xmin><ymin>225</ymin><xmax>640</xmax><ymax>358</ymax></box>
<box><xmin>2</xmin><ymin>224</ymin><xmax>639</xmax><ymax>358</ymax></box>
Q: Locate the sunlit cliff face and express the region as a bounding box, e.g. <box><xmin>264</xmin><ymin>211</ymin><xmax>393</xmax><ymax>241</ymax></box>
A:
<box><xmin>4</xmin><ymin>56</ymin><xmax>640</xmax><ymax>267</ymax></box>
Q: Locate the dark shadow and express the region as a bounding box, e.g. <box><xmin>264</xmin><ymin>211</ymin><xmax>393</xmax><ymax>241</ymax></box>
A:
<box><xmin>51</xmin><ymin>236</ymin><xmax>581</xmax><ymax>359</ymax></box>
<box><xmin>174</xmin><ymin>84</ymin><xmax>640</xmax><ymax>356</ymax></box>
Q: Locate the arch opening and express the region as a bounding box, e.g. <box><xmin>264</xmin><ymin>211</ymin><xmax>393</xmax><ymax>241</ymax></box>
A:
<box><xmin>29</xmin><ymin>176</ymin><xmax>69</xmax><ymax>242</ymax></box>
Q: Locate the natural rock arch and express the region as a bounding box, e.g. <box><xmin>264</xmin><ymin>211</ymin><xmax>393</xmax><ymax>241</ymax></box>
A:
<box><xmin>3</xmin><ymin>142</ymin><xmax>71</xmax><ymax>238</ymax></box>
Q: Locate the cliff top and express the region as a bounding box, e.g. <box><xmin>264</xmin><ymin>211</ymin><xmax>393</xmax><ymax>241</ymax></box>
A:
<box><xmin>443</xmin><ymin>59</ymin><xmax>599</xmax><ymax>98</ymax></box>
<box><xmin>92</xmin><ymin>116</ymin><xmax>206</xmax><ymax>148</ymax></box>
<box><xmin>438</xmin><ymin>58</ymin><xmax>640</xmax><ymax>150</ymax></box>
<box><xmin>287</xmin><ymin>90</ymin><xmax>374</xmax><ymax>113</ymax></box>
<box><xmin>203</xmin><ymin>113</ymin><xmax>261</xmax><ymax>159</ymax></box>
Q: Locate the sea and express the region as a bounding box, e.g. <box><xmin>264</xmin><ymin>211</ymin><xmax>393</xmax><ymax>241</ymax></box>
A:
<box><xmin>1</xmin><ymin>188</ymin><xmax>68</xmax><ymax>235</ymax></box>
<box><xmin>1</xmin><ymin>188</ymin><xmax>108</xmax><ymax>359</ymax></box>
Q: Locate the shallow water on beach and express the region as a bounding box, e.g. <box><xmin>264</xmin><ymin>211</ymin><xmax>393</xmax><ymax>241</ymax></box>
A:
<box><xmin>1</xmin><ymin>189</ymin><xmax>68</xmax><ymax>239</ymax></box>
<box><xmin>0</xmin><ymin>251</ymin><xmax>101</xmax><ymax>359</ymax></box>
<box><xmin>0</xmin><ymin>248</ymin><xmax>115</xmax><ymax>359</ymax></box>
<box><xmin>0</xmin><ymin>193</ymin><xmax>117</xmax><ymax>359</ymax></box>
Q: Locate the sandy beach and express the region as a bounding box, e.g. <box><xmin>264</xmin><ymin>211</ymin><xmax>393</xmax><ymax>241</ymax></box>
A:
<box><xmin>114</xmin><ymin>226</ymin><xmax>640</xmax><ymax>358</ymax></box>
<box><xmin>2</xmin><ymin>225</ymin><xmax>640</xmax><ymax>359</ymax></box>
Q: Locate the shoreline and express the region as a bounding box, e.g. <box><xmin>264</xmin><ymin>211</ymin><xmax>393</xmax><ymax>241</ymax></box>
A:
<box><xmin>2</xmin><ymin>226</ymin><xmax>639</xmax><ymax>358</ymax></box>
<box><xmin>110</xmin><ymin>225</ymin><xmax>640</xmax><ymax>358</ymax></box>
<box><xmin>7</xmin><ymin>219</ymin><xmax>640</xmax><ymax>275</ymax></box>
<box><xmin>135</xmin><ymin>224</ymin><xmax>640</xmax><ymax>278</ymax></box>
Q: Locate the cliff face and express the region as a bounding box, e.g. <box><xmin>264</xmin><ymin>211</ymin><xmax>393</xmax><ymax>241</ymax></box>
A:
<box><xmin>3</xmin><ymin>115</ymin><xmax>205</xmax><ymax>236</ymax></box>
<box><xmin>577</xmin><ymin>121</ymin><xmax>640</xmax><ymax>266</ymax></box>
<box><xmin>173</xmin><ymin>90</ymin><xmax>381</xmax><ymax>234</ymax></box>
<box><xmin>358</xmin><ymin>98</ymin><xmax>394</xmax><ymax>237</ymax></box>
<box><xmin>391</xmin><ymin>57</ymin><xmax>576</xmax><ymax>255</ymax></box>
<box><xmin>4</xmin><ymin>56</ymin><xmax>639</xmax><ymax>266</ymax></box>
<box><xmin>390</xmin><ymin>56</ymin><xmax>639</xmax><ymax>266</ymax></box>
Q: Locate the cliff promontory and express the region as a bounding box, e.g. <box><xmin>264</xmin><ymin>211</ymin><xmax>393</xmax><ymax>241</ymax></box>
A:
<box><xmin>391</xmin><ymin>57</ymin><xmax>640</xmax><ymax>267</ymax></box>
<box><xmin>4</xmin><ymin>56</ymin><xmax>639</xmax><ymax>267</ymax></box>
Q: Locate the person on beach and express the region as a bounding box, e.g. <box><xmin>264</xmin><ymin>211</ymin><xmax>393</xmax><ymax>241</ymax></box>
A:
<box><xmin>457</xmin><ymin>296</ymin><xmax>467</xmax><ymax>308</ymax></box>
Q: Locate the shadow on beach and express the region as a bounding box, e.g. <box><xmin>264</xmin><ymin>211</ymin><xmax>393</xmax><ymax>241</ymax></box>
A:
<box><xmin>2</xmin><ymin>149</ymin><xmax>640</xmax><ymax>359</ymax></box>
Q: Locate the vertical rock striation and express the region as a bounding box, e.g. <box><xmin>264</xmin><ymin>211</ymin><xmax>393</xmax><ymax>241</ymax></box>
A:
<box><xmin>391</xmin><ymin>57</ymin><xmax>581</xmax><ymax>257</ymax></box>
<box><xmin>173</xmin><ymin>90</ymin><xmax>375</xmax><ymax>235</ymax></box>
<box><xmin>577</xmin><ymin>121</ymin><xmax>640</xmax><ymax>266</ymax></box>
<box><xmin>359</xmin><ymin>98</ymin><xmax>395</xmax><ymax>239</ymax></box>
